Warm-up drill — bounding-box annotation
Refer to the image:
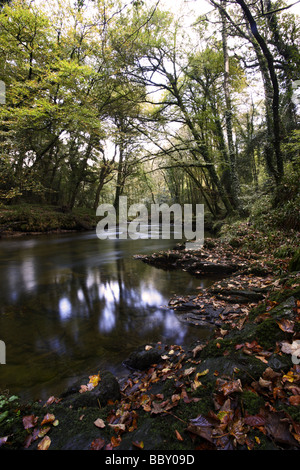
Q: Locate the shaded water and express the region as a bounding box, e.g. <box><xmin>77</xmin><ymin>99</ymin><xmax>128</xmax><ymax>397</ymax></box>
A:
<box><xmin>0</xmin><ymin>230</ymin><xmax>216</xmax><ymax>402</ymax></box>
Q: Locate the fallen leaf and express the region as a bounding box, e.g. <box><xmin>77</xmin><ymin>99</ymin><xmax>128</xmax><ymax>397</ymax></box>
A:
<box><xmin>94</xmin><ymin>418</ymin><xmax>106</xmax><ymax>428</ymax></box>
<box><xmin>38</xmin><ymin>427</ymin><xmax>51</xmax><ymax>438</ymax></box>
<box><xmin>288</xmin><ymin>395</ymin><xmax>300</xmax><ymax>406</ymax></box>
<box><xmin>89</xmin><ymin>373</ymin><xmax>101</xmax><ymax>388</ymax></box>
<box><xmin>197</xmin><ymin>369</ymin><xmax>209</xmax><ymax>377</ymax></box>
<box><xmin>23</xmin><ymin>415</ymin><xmax>38</xmax><ymax>430</ymax></box>
<box><xmin>37</xmin><ymin>435</ymin><xmax>51</xmax><ymax>450</ymax></box>
<box><xmin>277</xmin><ymin>319</ymin><xmax>294</xmax><ymax>333</ymax></box>
<box><xmin>259</xmin><ymin>377</ymin><xmax>272</xmax><ymax>388</ymax></box>
<box><xmin>192</xmin><ymin>344</ymin><xmax>205</xmax><ymax>357</ymax></box>
<box><xmin>109</xmin><ymin>423</ymin><xmax>126</xmax><ymax>432</ymax></box>
<box><xmin>41</xmin><ymin>413</ymin><xmax>55</xmax><ymax>426</ymax></box>
<box><xmin>244</xmin><ymin>414</ymin><xmax>266</xmax><ymax>427</ymax></box>
<box><xmin>90</xmin><ymin>438</ymin><xmax>106</xmax><ymax>450</ymax></box>
<box><xmin>175</xmin><ymin>429</ymin><xmax>184</xmax><ymax>441</ymax></box>
<box><xmin>281</xmin><ymin>341</ymin><xmax>300</xmax><ymax>357</ymax></box>
<box><xmin>0</xmin><ymin>436</ymin><xmax>8</xmax><ymax>447</ymax></box>
<box><xmin>132</xmin><ymin>441</ymin><xmax>144</xmax><ymax>449</ymax></box>
<box><xmin>220</xmin><ymin>379</ymin><xmax>243</xmax><ymax>396</ymax></box>
<box><xmin>111</xmin><ymin>435</ymin><xmax>122</xmax><ymax>447</ymax></box>
<box><xmin>184</xmin><ymin>366</ymin><xmax>196</xmax><ymax>376</ymax></box>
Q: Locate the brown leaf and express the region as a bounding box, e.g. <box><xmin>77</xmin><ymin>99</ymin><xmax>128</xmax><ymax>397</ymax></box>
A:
<box><xmin>244</xmin><ymin>414</ymin><xmax>266</xmax><ymax>427</ymax></box>
<box><xmin>183</xmin><ymin>366</ymin><xmax>196</xmax><ymax>376</ymax></box>
<box><xmin>175</xmin><ymin>429</ymin><xmax>184</xmax><ymax>441</ymax></box>
<box><xmin>265</xmin><ymin>411</ymin><xmax>298</xmax><ymax>446</ymax></box>
<box><xmin>288</xmin><ymin>395</ymin><xmax>300</xmax><ymax>406</ymax></box>
<box><xmin>186</xmin><ymin>418</ymin><xmax>216</xmax><ymax>446</ymax></box>
<box><xmin>151</xmin><ymin>400</ymin><xmax>170</xmax><ymax>414</ymax></box>
<box><xmin>23</xmin><ymin>415</ymin><xmax>38</xmax><ymax>430</ymax></box>
<box><xmin>111</xmin><ymin>435</ymin><xmax>122</xmax><ymax>448</ymax></box>
<box><xmin>41</xmin><ymin>413</ymin><xmax>55</xmax><ymax>426</ymax></box>
<box><xmin>277</xmin><ymin>319</ymin><xmax>294</xmax><ymax>333</ymax></box>
<box><xmin>192</xmin><ymin>344</ymin><xmax>205</xmax><ymax>357</ymax></box>
<box><xmin>90</xmin><ymin>438</ymin><xmax>106</xmax><ymax>450</ymax></box>
<box><xmin>94</xmin><ymin>418</ymin><xmax>106</xmax><ymax>428</ymax></box>
<box><xmin>220</xmin><ymin>379</ymin><xmax>243</xmax><ymax>396</ymax></box>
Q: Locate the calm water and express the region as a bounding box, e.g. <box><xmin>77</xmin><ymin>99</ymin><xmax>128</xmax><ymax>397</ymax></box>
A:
<box><xmin>0</xmin><ymin>229</ymin><xmax>215</xmax><ymax>402</ymax></box>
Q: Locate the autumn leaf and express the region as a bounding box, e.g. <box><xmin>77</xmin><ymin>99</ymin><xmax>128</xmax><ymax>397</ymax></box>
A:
<box><xmin>219</xmin><ymin>379</ymin><xmax>243</xmax><ymax>396</ymax></box>
<box><xmin>90</xmin><ymin>437</ymin><xmax>106</xmax><ymax>450</ymax></box>
<box><xmin>288</xmin><ymin>395</ymin><xmax>300</xmax><ymax>406</ymax></box>
<box><xmin>111</xmin><ymin>435</ymin><xmax>122</xmax><ymax>448</ymax></box>
<box><xmin>23</xmin><ymin>415</ymin><xmax>38</xmax><ymax>430</ymax></box>
<box><xmin>244</xmin><ymin>414</ymin><xmax>266</xmax><ymax>427</ymax></box>
<box><xmin>0</xmin><ymin>436</ymin><xmax>8</xmax><ymax>447</ymax></box>
<box><xmin>183</xmin><ymin>366</ymin><xmax>196</xmax><ymax>376</ymax></box>
<box><xmin>132</xmin><ymin>440</ymin><xmax>144</xmax><ymax>449</ymax></box>
<box><xmin>197</xmin><ymin>369</ymin><xmax>209</xmax><ymax>377</ymax></box>
<box><xmin>277</xmin><ymin>319</ymin><xmax>295</xmax><ymax>333</ymax></box>
<box><xmin>89</xmin><ymin>373</ymin><xmax>101</xmax><ymax>388</ymax></box>
<box><xmin>41</xmin><ymin>413</ymin><xmax>55</xmax><ymax>426</ymax></box>
<box><xmin>37</xmin><ymin>435</ymin><xmax>51</xmax><ymax>450</ymax></box>
<box><xmin>175</xmin><ymin>429</ymin><xmax>184</xmax><ymax>441</ymax></box>
<box><xmin>94</xmin><ymin>418</ymin><xmax>106</xmax><ymax>428</ymax></box>
<box><xmin>109</xmin><ymin>423</ymin><xmax>126</xmax><ymax>432</ymax></box>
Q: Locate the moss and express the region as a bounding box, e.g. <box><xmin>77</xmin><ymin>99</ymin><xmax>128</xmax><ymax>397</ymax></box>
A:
<box><xmin>0</xmin><ymin>204</ymin><xmax>97</xmax><ymax>234</ymax></box>
<box><xmin>254</xmin><ymin>318</ymin><xmax>285</xmax><ymax>349</ymax></box>
<box><xmin>240</xmin><ymin>390</ymin><xmax>264</xmax><ymax>415</ymax></box>
<box><xmin>278</xmin><ymin>404</ymin><xmax>300</xmax><ymax>424</ymax></box>
<box><xmin>199</xmin><ymin>338</ymin><xmax>236</xmax><ymax>359</ymax></box>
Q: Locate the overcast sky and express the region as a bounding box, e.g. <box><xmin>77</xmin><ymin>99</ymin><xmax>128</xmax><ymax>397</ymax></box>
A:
<box><xmin>159</xmin><ymin>0</ymin><xmax>300</xmax><ymax>19</ymax></box>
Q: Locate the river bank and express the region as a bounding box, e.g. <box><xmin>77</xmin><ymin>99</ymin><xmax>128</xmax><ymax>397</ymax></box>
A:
<box><xmin>0</xmin><ymin>204</ymin><xmax>97</xmax><ymax>238</ymax></box>
<box><xmin>0</xmin><ymin>223</ymin><xmax>299</xmax><ymax>451</ymax></box>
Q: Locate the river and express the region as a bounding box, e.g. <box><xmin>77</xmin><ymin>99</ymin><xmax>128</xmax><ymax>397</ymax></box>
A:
<box><xmin>0</xmin><ymin>229</ymin><xmax>216</xmax><ymax>402</ymax></box>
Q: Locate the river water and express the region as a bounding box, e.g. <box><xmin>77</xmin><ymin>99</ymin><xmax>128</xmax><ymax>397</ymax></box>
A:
<box><xmin>0</xmin><ymin>229</ymin><xmax>216</xmax><ymax>402</ymax></box>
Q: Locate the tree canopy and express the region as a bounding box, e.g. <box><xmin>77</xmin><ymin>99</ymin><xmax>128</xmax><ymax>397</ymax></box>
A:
<box><xmin>0</xmin><ymin>0</ymin><xmax>299</xmax><ymax>228</ymax></box>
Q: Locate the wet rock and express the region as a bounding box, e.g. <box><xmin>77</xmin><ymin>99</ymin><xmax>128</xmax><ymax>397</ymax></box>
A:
<box><xmin>123</xmin><ymin>343</ymin><xmax>165</xmax><ymax>371</ymax></box>
<box><xmin>289</xmin><ymin>249</ymin><xmax>300</xmax><ymax>272</ymax></box>
<box><xmin>134</xmin><ymin>252</ymin><xmax>240</xmax><ymax>275</ymax></box>
<box><xmin>211</xmin><ymin>289</ymin><xmax>265</xmax><ymax>303</ymax></box>
<box><xmin>60</xmin><ymin>370</ymin><xmax>121</xmax><ymax>408</ymax></box>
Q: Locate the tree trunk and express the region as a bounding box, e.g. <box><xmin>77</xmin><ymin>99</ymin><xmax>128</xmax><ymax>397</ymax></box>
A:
<box><xmin>220</xmin><ymin>0</ymin><xmax>242</xmax><ymax>212</ymax></box>
<box><xmin>236</xmin><ymin>0</ymin><xmax>283</xmax><ymax>182</ymax></box>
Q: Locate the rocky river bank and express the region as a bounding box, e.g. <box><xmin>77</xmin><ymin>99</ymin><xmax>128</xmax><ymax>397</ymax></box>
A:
<box><xmin>1</xmin><ymin>234</ymin><xmax>300</xmax><ymax>451</ymax></box>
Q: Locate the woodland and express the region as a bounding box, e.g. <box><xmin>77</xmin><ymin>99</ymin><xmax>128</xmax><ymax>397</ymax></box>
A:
<box><xmin>0</xmin><ymin>0</ymin><xmax>299</xmax><ymax>232</ymax></box>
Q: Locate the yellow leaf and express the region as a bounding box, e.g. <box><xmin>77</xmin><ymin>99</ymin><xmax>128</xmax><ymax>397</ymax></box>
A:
<box><xmin>37</xmin><ymin>436</ymin><xmax>51</xmax><ymax>450</ymax></box>
<box><xmin>89</xmin><ymin>373</ymin><xmax>101</xmax><ymax>387</ymax></box>
<box><xmin>197</xmin><ymin>369</ymin><xmax>209</xmax><ymax>377</ymax></box>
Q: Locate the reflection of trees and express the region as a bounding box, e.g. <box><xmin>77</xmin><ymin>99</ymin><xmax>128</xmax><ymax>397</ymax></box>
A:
<box><xmin>0</xmin><ymin>236</ymin><xmax>198</xmax><ymax>397</ymax></box>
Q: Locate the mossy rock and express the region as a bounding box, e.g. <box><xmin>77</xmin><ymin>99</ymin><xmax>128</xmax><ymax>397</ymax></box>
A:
<box><xmin>123</xmin><ymin>343</ymin><xmax>165</xmax><ymax>371</ymax></box>
<box><xmin>289</xmin><ymin>249</ymin><xmax>300</xmax><ymax>272</ymax></box>
<box><xmin>60</xmin><ymin>370</ymin><xmax>120</xmax><ymax>408</ymax></box>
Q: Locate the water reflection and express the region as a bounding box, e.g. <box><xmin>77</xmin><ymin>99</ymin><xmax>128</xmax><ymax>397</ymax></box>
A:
<box><xmin>0</xmin><ymin>231</ymin><xmax>215</xmax><ymax>401</ymax></box>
